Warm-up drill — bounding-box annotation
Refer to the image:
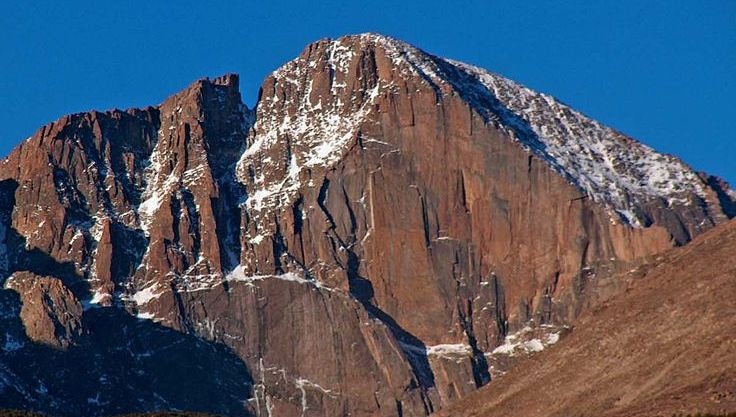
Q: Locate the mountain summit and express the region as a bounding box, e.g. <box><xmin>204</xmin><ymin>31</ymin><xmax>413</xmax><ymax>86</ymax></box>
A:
<box><xmin>246</xmin><ymin>33</ymin><xmax>733</xmax><ymax>230</ymax></box>
<box><xmin>0</xmin><ymin>34</ymin><xmax>733</xmax><ymax>417</ymax></box>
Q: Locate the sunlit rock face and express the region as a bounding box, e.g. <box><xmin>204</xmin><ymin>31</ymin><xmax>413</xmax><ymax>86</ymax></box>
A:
<box><xmin>0</xmin><ymin>34</ymin><xmax>733</xmax><ymax>417</ymax></box>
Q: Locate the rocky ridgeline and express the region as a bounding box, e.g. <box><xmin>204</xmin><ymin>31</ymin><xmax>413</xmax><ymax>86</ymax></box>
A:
<box><xmin>0</xmin><ymin>34</ymin><xmax>733</xmax><ymax>417</ymax></box>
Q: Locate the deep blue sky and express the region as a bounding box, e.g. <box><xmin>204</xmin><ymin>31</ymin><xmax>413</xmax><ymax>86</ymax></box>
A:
<box><xmin>2</xmin><ymin>2</ymin><xmax>734</xmax><ymax>183</ymax></box>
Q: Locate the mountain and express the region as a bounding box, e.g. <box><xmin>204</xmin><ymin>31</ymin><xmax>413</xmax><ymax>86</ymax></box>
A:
<box><xmin>0</xmin><ymin>33</ymin><xmax>733</xmax><ymax>416</ymax></box>
<box><xmin>435</xmin><ymin>218</ymin><xmax>736</xmax><ymax>417</ymax></box>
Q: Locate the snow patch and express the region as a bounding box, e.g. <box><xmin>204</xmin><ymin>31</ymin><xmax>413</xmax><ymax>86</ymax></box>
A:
<box><xmin>127</xmin><ymin>285</ymin><xmax>164</xmax><ymax>305</ymax></box>
<box><xmin>491</xmin><ymin>325</ymin><xmax>564</xmax><ymax>357</ymax></box>
<box><xmin>249</xmin><ymin>234</ymin><xmax>266</xmax><ymax>245</ymax></box>
<box><xmin>523</xmin><ymin>338</ymin><xmax>545</xmax><ymax>352</ymax></box>
<box><xmin>82</xmin><ymin>290</ymin><xmax>111</xmax><ymax>310</ymax></box>
<box><xmin>399</xmin><ymin>341</ymin><xmax>473</xmax><ymax>361</ymax></box>
<box><xmin>224</xmin><ymin>265</ymin><xmax>326</xmax><ymax>290</ymax></box>
<box><xmin>426</xmin><ymin>343</ymin><xmax>472</xmax><ymax>356</ymax></box>
<box><xmin>136</xmin><ymin>312</ymin><xmax>156</xmax><ymax>320</ymax></box>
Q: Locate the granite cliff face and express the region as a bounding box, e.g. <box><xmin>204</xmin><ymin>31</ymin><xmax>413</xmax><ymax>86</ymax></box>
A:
<box><xmin>0</xmin><ymin>34</ymin><xmax>733</xmax><ymax>416</ymax></box>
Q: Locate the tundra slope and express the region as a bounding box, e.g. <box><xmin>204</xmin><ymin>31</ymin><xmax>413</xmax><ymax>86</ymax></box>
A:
<box><xmin>435</xmin><ymin>218</ymin><xmax>736</xmax><ymax>417</ymax></box>
<box><xmin>0</xmin><ymin>34</ymin><xmax>733</xmax><ymax>416</ymax></box>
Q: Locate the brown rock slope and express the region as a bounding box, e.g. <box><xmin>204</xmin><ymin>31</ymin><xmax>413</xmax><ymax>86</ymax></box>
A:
<box><xmin>435</xmin><ymin>219</ymin><xmax>736</xmax><ymax>417</ymax></box>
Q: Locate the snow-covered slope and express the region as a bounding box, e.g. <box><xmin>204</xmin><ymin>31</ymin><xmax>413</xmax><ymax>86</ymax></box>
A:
<box><xmin>449</xmin><ymin>61</ymin><xmax>708</xmax><ymax>226</ymax></box>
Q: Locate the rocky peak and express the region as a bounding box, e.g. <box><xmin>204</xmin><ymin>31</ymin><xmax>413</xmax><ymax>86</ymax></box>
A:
<box><xmin>138</xmin><ymin>73</ymin><xmax>249</xmax><ymax>234</ymax></box>
<box><xmin>0</xmin><ymin>33</ymin><xmax>734</xmax><ymax>417</ymax></box>
<box><xmin>237</xmin><ymin>36</ymin><xmax>381</xmax><ymax>217</ymax></box>
<box><xmin>128</xmin><ymin>74</ymin><xmax>251</xmax><ymax>320</ymax></box>
<box><xmin>240</xmin><ymin>33</ymin><xmax>734</xmax><ymax>232</ymax></box>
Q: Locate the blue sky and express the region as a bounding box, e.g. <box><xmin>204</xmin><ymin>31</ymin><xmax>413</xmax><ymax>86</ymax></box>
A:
<box><xmin>2</xmin><ymin>1</ymin><xmax>734</xmax><ymax>183</ymax></box>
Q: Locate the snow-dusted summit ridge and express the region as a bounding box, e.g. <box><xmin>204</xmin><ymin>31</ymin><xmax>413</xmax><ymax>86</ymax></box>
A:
<box><xmin>237</xmin><ymin>33</ymin><xmax>713</xmax><ymax>227</ymax></box>
<box><xmin>449</xmin><ymin>61</ymin><xmax>708</xmax><ymax>226</ymax></box>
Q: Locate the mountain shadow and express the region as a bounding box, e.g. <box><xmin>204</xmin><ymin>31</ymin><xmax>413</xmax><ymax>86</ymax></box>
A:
<box><xmin>0</xmin><ymin>178</ymin><xmax>254</xmax><ymax>417</ymax></box>
<box><xmin>0</xmin><ymin>291</ymin><xmax>255</xmax><ymax>417</ymax></box>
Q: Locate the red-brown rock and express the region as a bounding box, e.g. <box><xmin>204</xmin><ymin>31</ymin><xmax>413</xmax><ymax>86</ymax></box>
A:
<box><xmin>0</xmin><ymin>34</ymin><xmax>733</xmax><ymax>416</ymax></box>
<box><xmin>4</xmin><ymin>271</ymin><xmax>83</xmax><ymax>349</ymax></box>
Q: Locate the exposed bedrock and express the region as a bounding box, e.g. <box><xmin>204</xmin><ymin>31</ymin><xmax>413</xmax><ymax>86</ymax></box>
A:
<box><xmin>0</xmin><ymin>34</ymin><xmax>733</xmax><ymax>416</ymax></box>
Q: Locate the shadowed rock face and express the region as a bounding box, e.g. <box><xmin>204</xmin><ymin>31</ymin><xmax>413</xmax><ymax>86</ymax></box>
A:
<box><xmin>0</xmin><ymin>34</ymin><xmax>734</xmax><ymax>416</ymax></box>
<box><xmin>0</xmin><ymin>288</ymin><xmax>254</xmax><ymax>417</ymax></box>
<box><xmin>3</xmin><ymin>272</ymin><xmax>83</xmax><ymax>349</ymax></box>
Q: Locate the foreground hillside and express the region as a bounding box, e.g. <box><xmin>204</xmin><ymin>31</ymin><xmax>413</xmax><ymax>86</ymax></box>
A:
<box><xmin>436</xmin><ymin>219</ymin><xmax>736</xmax><ymax>417</ymax></box>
